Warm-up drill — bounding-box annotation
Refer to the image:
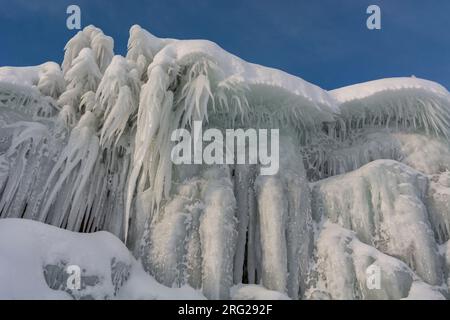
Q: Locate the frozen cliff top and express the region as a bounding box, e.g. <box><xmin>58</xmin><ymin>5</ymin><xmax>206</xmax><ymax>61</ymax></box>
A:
<box><xmin>0</xmin><ymin>61</ymin><xmax>65</xmax><ymax>102</ymax></box>
<box><xmin>0</xmin><ymin>62</ymin><xmax>61</xmax><ymax>87</ymax></box>
<box><xmin>330</xmin><ymin>77</ymin><xmax>450</xmax><ymax>103</ymax></box>
<box><xmin>329</xmin><ymin>77</ymin><xmax>450</xmax><ymax>139</ymax></box>
<box><xmin>4</xmin><ymin>26</ymin><xmax>450</xmax><ymax>118</ymax></box>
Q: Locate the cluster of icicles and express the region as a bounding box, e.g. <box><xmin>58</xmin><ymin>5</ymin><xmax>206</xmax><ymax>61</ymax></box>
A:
<box><xmin>1</xmin><ymin>25</ymin><xmax>450</xmax><ymax>299</ymax></box>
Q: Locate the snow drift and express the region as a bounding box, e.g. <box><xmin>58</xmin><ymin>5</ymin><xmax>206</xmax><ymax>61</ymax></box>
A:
<box><xmin>1</xmin><ymin>24</ymin><xmax>450</xmax><ymax>299</ymax></box>
<box><xmin>0</xmin><ymin>218</ymin><xmax>204</xmax><ymax>299</ymax></box>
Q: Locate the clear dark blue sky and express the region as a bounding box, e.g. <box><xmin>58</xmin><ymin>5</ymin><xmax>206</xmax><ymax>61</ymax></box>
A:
<box><xmin>0</xmin><ymin>0</ymin><xmax>449</xmax><ymax>90</ymax></box>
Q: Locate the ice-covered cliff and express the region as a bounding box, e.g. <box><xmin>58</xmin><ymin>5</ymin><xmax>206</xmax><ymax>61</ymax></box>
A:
<box><xmin>1</xmin><ymin>25</ymin><xmax>450</xmax><ymax>299</ymax></box>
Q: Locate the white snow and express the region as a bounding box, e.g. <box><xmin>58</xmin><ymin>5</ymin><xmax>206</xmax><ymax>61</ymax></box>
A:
<box><xmin>231</xmin><ymin>284</ymin><xmax>290</xmax><ymax>300</ymax></box>
<box><xmin>402</xmin><ymin>281</ymin><xmax>446</xmax><ymax>300</ymax></box>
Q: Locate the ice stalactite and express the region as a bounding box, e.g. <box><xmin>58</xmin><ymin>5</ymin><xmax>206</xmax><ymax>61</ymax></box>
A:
<box><xmin>331</xmin><ymin>79</ymin><xmax>450</xmax><ymax>140</ymax></box>
<box><xmin>304</xmin><ymin>130</ymin><xmax>450</xmax><ymax>181</ymax></box>
<box><xmin>0</xmin><ymin>82</ymin><xmax>59</xmax><ymax>119</ymax></box>
<box><xmin>426</xmin><ymin>172</ymin><xmax>450</xmax><ymax>244</ymax></box>
<box><xmin>58</xmin><ymin>48</ymin><xmax>102</xmax><ymax>108</ymax></box>
<box><xmin>125</xmin><ymin>56</ymin><xmax>234</xmax><ymax>240</ymax></box>
<box><xmin>254</xmin><ymin>136</ymin><xmax>313</xmax><ymax>298</ymax></box>
<box><xmin>279</xmin><ymin>137</ymin><xmax>313</xmax><ymax>298</ymax></box>
<box><xmin>122</xmin><ymin>41</ymin><xmax>319</xmax><ymax>298</ymax></box>
<box><xmin>0</xmin><ymin>121</ymin><xmax>62</xmax><ymax>219</ymax></box>
<box><xmin>300</xmin><ymin>79</ymin><xmax>450</xmax><ymax>181</ymax></box>
<box><xmin>95</xmin><ymin>55</ymin><xmax>140</xmax><ymax>119</ymax></box>
<box><xmin>146</xmin><ymin>192</ymin><xmax>193</xmax><ymax>287</ymax></box>
<box><xmin>125</xmin><ymin>63</ymin><xmax>174</xmax><ymax>240</ymax></box>
<box><xmin>232</xmin><ymin>164</ymin><xmax>258</xmax><ymax>285</ymax></box>
<box><xmin>38</xmin><ymin>111</ymin><xmax>99</xmax><ymax>229</ymax></box>
<box><xmin>126</xmin><ymin>25</ymin><xmax>173</xmax><ymax>81</ymax></box>
<box><xmin>0</xmin><ymin>25</ymin><xmax>130</xmax><ymax>238</ymax></box>
<box><xmin>91</xmin><ymin>32</ymin><xmax>114</xmax><ymax>74</ymax></box>
<box><xmin>199</xmin><ymin>166</ymin><xmax>237</xmax><ymax>299</ymax></box>
<box><xmin>62</xmin><ymin>31</ymin><xmax>90</xmax><ymax>76</ymax></box>
<box><xmin>255</xmin><ymin>175</ymin><xmax>288</xmax><ymax>293</ymax></box>
<box><xmin>145</xmin><ymin>177</ymin><xmax>203</xmax><ymax>289</ymax></box>
<box><xmin>140</xmin><ymin>166</ymin><xmax>237</xmax><ymax>299</ymax></box>
<box><xmin>58</xmin><ymin>104</ymin><xmax>77</xmax><ymax>128</ymax></box>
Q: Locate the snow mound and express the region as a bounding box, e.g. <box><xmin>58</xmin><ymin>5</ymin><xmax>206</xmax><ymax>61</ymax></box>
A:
<box><xmin>402</xmin><ymin>281</ymin><xmax>446</xmax><ymax>300</ymax></box>
<box><xmin>231</xmin><ymin>284</ymin><xmax>290</xmax><ymax>300</ymax></box>
<box><xmin>0</xmin><ymin>218</ymin><xmax>203</xmax><ymax>299</ymax></box>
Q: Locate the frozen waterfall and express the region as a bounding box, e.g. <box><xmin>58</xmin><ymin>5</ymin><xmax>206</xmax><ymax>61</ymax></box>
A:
<box><xmin>1</xmin><ymin>25</ymin><xmax>450</xmax><ymax>300</ymax></box>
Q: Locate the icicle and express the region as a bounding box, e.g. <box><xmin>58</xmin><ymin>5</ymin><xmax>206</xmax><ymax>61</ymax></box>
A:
<box><xmin>255</xmin><ymin>175</ymin><xmax>288</xmax><ymax>294</ymax></box>
<box><xmin>62</xmin><ymin>31</ymin><xmax>90</xmax><ymax>75</ymax></box>
<box><xmin>38</xmin><ymin>111</ymin><xmax>99</xmax><ymax>228</ymax></box>
<box><xmin>90</xmin><ymin>32</ymin><xmax>114</xmax><ymax>74</ymax></box>
<box><xmin>100</xmin><ymin>86</ymin><xmax>136</xmax><ymax>148</ymax></box>
<box><xmin>200</xmin><ymin>166</ymin><xmax>237</xmax><ymax>299</ymax></box>
<box><xmin>95</xmin><ymin>55</ymin><xmax>140</xmax><ymax>117</ymax></box>
<box><xmin>58</xmin><ymin>48</ymin><xmax>102</xmax><ymax>108</ymax></box>
<box><xmin>232</xmin><ymin>164</ymin><xmax>257</xmax><ymax>284</ymax></box>
<box><xmin>57</xmin><ymin>105</ymin><xmax>77</xmax><ymax>128</ymax></box>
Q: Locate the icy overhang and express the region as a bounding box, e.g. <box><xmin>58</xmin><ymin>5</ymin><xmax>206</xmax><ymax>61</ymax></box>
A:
<box><xmin>148</xmin><ymin>37</ymin><xmax>340</xmax><ymax>116</ymax></box>
<box><xmin>330</xmin><ymin>77</ymin><xmax>450</xmax><ymax>104</ymax></box>
<box><xmin>329</xmin><ymin>77</ymin><xmax>450</xmax><ymax>137</ymax></box>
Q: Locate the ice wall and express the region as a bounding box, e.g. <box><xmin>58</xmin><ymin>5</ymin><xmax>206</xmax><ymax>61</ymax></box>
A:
<box><xmin>1</xmin><ymin>25</ymin><xmax>450</xmax><ymax>300</ymax></box>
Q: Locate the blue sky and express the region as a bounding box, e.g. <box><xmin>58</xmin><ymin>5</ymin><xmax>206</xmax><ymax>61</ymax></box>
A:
<box><xmin>0</xmin><ymin>0</ymin><xmax>449</xmax><ymax>90</ymax></box>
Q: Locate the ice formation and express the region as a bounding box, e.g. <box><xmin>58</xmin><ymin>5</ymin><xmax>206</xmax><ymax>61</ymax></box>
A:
<box><xmin>1</xmin><ymin>24</ymin><xmax>450</xmax><ymax>299</ymax></box>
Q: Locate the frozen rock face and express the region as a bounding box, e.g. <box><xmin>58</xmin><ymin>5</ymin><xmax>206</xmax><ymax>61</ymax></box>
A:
<box><xmin>427</xmin><ymin>172</ymin><xmax>450</xmax><ymax>244</ymax></box>
<box><xmin>311</xmin><ymin>160</ymin><xmax>442</xmax><ymax>286</ymax></box>
<box><xmin>1</xmin><ymin>25</ymin><xmax>450</xmax><ymax>299</ymax></box>
<box><xmin>306</xmin><ymin>221</ymin><xmax>446</xmax><ymax>300</ymax></box>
